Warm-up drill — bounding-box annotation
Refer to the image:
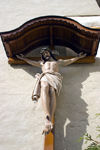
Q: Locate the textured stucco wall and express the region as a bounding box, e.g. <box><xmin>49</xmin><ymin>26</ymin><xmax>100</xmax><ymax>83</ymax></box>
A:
<box><xmin>0</xmin><ymin>1</ymin><xmax>100</xmax><ymax>150</ymax></box>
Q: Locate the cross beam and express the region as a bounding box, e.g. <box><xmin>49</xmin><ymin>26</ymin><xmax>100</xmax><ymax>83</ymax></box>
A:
<box><xmin>8</xmin><ymin>56</ymin><xmax>95</xmax><ymax>65</ymax></box>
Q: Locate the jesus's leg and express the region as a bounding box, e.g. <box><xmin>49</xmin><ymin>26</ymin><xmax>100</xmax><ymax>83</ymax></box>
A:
<box><xmin>41</xmin><ymin>81</ymin><xmax>53</xmax><ymax>135</ymax></box>
<box><xmin>49</xmin><ymin>86</ymin><xmax>56</xmax><ymax>122</ymax></box>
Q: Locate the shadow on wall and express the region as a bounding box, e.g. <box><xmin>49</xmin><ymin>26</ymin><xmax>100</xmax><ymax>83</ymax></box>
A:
<box><xmin>55</xmin><ymin>58</ymin><xmax>100</xmax><ymax>150</ymax></box>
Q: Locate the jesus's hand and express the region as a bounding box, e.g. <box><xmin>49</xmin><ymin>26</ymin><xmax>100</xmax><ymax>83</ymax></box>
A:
<box><xmin>16</xmin><ymin>54</ymin><xmax>25</xmax><ymax>60</ymax></box>
<box><xmin>78</xmin><ymin>52</ymin><xmax>87</xmax><ymax>58</ymax></box>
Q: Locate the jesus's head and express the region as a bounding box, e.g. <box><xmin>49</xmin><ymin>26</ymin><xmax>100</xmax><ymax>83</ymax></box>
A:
<box><xmin>40</xmin><ymin>48</ymin><xmax>57</xmax><ymax>64</ymax></box>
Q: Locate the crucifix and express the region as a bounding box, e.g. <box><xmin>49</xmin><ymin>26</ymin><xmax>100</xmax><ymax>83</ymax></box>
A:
<box><xmin>17</xmin><ymin>48</ymin><xmax>86</xmax><ymax>135</ymax></box>
<box><xmin>16</xmin><ymin>48</ymin><xmax>86</xmax><ymax>148</ymax></box>
<box><xmin>0</xmin><ymin>16</ymin><xmax>100</xmax><ymax>150</ymax></box>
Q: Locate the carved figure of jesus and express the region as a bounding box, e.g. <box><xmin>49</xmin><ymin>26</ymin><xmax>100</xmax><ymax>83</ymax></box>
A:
<box><xmin>17</xmin><ymin>48</ymin><xmax>86</xmax><ymax>135</ymax></box>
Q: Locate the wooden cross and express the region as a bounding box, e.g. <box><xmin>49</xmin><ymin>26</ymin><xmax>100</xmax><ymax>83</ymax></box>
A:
<box><xmin>7</xmin><ymin>57</ymin><xmax>95</xmax><ymax>150</ymax></box>
<box><xmin>4</xmin><ymin>56</ymin><xmax>96</xmax><ymax>150</ymax></box>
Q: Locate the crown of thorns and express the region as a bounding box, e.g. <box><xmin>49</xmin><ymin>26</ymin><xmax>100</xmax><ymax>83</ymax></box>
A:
<box><xmin>40</xmin><ymin>47</ymin><xmax>59</xmax><ymax>55</ymax></box>
<box><xmin>40</xmin><ymin>48</ymin><xmax>51</xmax><ymax>54</ymax></box>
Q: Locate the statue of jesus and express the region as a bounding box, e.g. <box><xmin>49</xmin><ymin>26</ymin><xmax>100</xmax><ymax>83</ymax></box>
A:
<box><xmin>17</xmin><ymin>48</ymin><xmax>86</xmax><ymax>135</ymax></box>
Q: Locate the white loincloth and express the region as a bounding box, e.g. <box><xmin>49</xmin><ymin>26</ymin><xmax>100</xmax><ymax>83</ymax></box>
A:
<box><xmin>32</xmin><ymin>71</ymin><xmax>63</xmax><ymax>100</ymax></box>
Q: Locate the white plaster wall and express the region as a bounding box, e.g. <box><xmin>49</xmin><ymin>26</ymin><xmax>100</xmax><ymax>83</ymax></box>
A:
<box><xmin>0</xmin><ymin>1</ymin><xmax>100</xmax><ymax>150</ymax></box>
<box><xmin>0</xmin><ymin>0</ymin><xmax>100</xmax><ymax>32</ymax></box>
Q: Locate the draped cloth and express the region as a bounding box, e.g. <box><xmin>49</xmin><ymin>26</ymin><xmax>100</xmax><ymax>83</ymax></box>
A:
<box><xmin>32</xmin><ymin>71</ymin><xmax>63</xmax><ymax>100</ymax></box>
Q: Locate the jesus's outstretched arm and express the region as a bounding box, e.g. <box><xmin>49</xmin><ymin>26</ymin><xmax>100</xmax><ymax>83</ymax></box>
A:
<box><xmin>16</xmin><ymin>54</ymin><xmax>41</xmax><ymax>67</ymax></box>
<box><xmin>58</xmin><ymin>52</ymin><xmax>87</xmax><ymax>67</ymax></box>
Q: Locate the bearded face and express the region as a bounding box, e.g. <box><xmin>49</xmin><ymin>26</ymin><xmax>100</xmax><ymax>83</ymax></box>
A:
<box><xmin>42</xmin><ymin>51</ymin><xmax>51</xmax><ymax>60</ymax></box>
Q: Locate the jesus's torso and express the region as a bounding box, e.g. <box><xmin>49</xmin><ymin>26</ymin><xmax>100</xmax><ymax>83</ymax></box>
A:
<box><xmin>41</xmin><ymin>61</ymin><xmax>60</xmax><ymax>73</ymax></box>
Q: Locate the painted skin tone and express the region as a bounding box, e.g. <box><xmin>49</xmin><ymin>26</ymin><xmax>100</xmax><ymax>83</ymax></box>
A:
<box><xmin>16</xmin><ymin>51</ymin><xmax>86</xmax><ymax>135</ymax></box>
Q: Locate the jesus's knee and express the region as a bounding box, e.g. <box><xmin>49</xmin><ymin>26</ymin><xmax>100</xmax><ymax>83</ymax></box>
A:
<box><xmin>41</xmin><ymin>81</ymin><xmax>49</xmax><ymax>92</ymax></box>
<box><xmin>49</xmin><ymin>86</ymin><xmax>55</xmax><ymax>94</ymax></box>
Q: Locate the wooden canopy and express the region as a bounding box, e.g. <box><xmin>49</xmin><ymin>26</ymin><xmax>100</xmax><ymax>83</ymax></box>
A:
<box><xmin>0</xmin><ymin>16</ymin><xmax>100</xmax><ymax>64</ymax></box>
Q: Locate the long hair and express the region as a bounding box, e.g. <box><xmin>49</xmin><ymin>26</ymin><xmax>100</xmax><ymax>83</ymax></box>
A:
<box><xmin>41</xmin><ymin>50</ymin><xmax>57</xmax><ymax>64</ymax></box>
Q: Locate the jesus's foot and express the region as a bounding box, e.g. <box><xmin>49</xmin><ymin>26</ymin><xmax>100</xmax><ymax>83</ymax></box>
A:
<box><xmin>42</xmin><ymin>115</ymin><xmax>53</xmax><ymax>135</ymax></box>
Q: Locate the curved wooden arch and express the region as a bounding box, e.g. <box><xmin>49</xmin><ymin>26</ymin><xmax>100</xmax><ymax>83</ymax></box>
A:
<box><xmin>0</xmin><ymin>16</ymin><xmax>100</xmax><ymax>64</ymax></box>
